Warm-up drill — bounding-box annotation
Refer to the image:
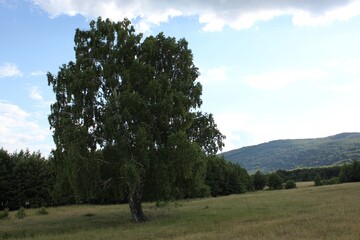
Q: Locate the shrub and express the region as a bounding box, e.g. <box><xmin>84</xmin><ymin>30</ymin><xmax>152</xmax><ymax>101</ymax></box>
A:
<box><xmin>0</xmin><ymin>208</ymin><xmax>9</xmax><ymax>220</ymax></box>
<box><xmin>36</xmin><ymin>207</ymin><xmax>49</xmax><ymax>215</ymax></box>
<box><xmin>322</xmin><ymin>177</ymin><xmax>339</xmax><ymax>185</ymax></box>
<box><xmin>252</xmin><ymin>171</ymin><xmax>267</xmax><ymax>190</ymax></box>
<box><xmin>15</xmin><ymin>207</ymin><xmax>26</xmax><ymax>219</ymax></box>
<box><xmin>338</xmin><ymin>161</ymin><xmax>360</xmax><ymax>183</ymax></box>
<box><xmin>285</xmin><ymin>180</ymin><xmax>296</xmax><ymax>189</ymax></box>
<box><xmin>314</xmin><ymin>174</ymin><xmax>322</xmax><ymax>186</ymax></box>
<box><xmin>267</xmin><ymin>173</ymin><xmax>283</xmax><ymax>190</ymax></box>
<box><xmin>155</xmin><ymin>201</ymin><xmax>169</xmax><ymax>208</ymax></box>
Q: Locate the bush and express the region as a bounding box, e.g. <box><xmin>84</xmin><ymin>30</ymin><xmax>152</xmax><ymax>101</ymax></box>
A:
<box><xmin>339</xmin><ymin>161</ymin><xmax>360</xmax><ymax>183</ymax></box>
<box><xmin>322</xmin><ymin>177</ymin><xmax>339</xmax><ymax>185</ymax></box>
<box><xmin>314</xmin><ymin>174</ymin><xmax>322</xmax><ymax>186</ymax></box>
<box><xmin>252</xmin><ymin>171</ymin><xmax>267</xmax><ymax>190</ymax></box>
<box><xmin>36</xmin><ymin>207</ymin><xmax>49</xmax><ymax>215</ymax></box>
<box><xmin>267</xmin><ymin>173</ymin><xmax>283</xmax><ymax>190</ymax></box>
<box><xmin>155</xmin><ymin>201</ymin><xmax>169</xmax><ymax>208</ymax></box>
<box><xmin>0</xmin><ymin>208</ymin><xmax>9</xmax><ymax>220</ymax></box>
<box><xmin>285</xmin><ymin>180</ymin><xmax>296</xmax><ymax>189</ymax></box>
<box><xmin>15</xmin><ymin>207</ymin><xmax>26</xmax><ymax>219</ymax></box>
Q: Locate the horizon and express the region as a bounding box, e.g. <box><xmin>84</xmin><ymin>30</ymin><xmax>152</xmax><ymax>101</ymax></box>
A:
<box><xmin>222</xmin><ymin>132</ymin><xmax>360</xmax><ymax>153</ymax></box>
<box><xmin>2</xmin><ymin>1</ymin><xmax>360</xmax><ymax>156</ymax></box>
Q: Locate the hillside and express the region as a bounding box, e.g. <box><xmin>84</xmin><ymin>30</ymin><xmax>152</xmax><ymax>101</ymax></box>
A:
<box><xmin>221</xmin><ymin>132</ymin><xmax>360</xmax><ymax>173</ymax></box>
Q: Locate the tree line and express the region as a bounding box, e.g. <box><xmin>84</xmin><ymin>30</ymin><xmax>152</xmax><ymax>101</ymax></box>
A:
<box><xmin>0</xmin><ymin>149</ymin><xmax>54</xmax><ymax>210</ymax></box>
<box><xmin>274</xmin><ymin>162</ymin><xmax>360</xmax><ymax>186</ymax></box>
<box><xmin>275</xmin><ymin>166</ymin><xmax>341</xmax><ymax>182</ymax></box>
<box><xmin>0</xmin><ymin>148</ymin><xmax>252</xmax><ymax>211</ymax></box>
<box><xmin>2</xmin><ymin>146</ymin><xmax>360</xmax><ymax>212</ymax></box>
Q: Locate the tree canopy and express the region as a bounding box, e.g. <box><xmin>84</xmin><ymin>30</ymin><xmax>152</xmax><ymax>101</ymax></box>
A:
<box><xmin>47</xmin><ymin>17</ymin><xmax>224</xmax><ymax>222</ymax></box>
<box><xmin>0</xmin><ymin>149</ymin><xmax>54</xmax><ymax>210</ymax></box>
<box><xmin>251</xmin><ymin>170</ymin><xmax>266</xmax><ymax>190</ymax></box>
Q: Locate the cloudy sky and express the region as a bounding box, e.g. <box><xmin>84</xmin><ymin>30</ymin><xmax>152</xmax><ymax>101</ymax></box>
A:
<box><xmin>1</xmin><ymin>0</ymin><xmax>360</xmax><ymax>156</ymax></box>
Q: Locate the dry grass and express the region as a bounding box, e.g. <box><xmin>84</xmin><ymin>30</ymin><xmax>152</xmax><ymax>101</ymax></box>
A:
<box><xmin>1</xmin><ymin>182</ymin><xmax>359</xmax><ymax>240</ymax></box>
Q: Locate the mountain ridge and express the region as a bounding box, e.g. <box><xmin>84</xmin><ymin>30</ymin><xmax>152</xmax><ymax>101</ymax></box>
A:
<box><xmin>221</xmin><ymin>132</ymin><xmax>360</xmax><ymax>173</ymax></box>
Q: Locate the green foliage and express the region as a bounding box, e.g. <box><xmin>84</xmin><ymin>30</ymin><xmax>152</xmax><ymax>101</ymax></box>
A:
<box><xmin>205</xmin><ymin>156</ymin><xmax>251</xmax><ymax>197</ymax></box>
<box><xmin>12</xmin><ymin>150</ymin><xmax>55</xmax><ymax>208</ymax></box>
<box><xmin>252</xmin><ymin>170</ymin><xmax>267</xmax><ymax>190</ymax></box>
<box><xmin>314</xmin><ymin>174</ymin><xmax>340</xmax><ymax>186</ymax></box>
<box><xmin>47</xmin><ymin>17</ymin><xmax>224</xmax><ymax>222</ymax></box>
<box><xmin>0</xmin><ymin>208</ymin><xmax>9</xmax><ymax>219</ymax></box>
<box><xmin>267</xmin><ymin>173</ymin><xmax>283</xmax><ymax>190</ymax></box>
<box><xmin>321</xmin><ymin>177</ymin><xmax>339</xmax><ymax>185</ymax></box>
<box><xmin>36</xmin><ymin>207</ymin><xmax>49</xmax><ymax>215</ymax></box>
<box><xmin>314</xmin><ymin>174</ymin><xmax>322</xmax><ymax>186</ymax></box>
<box><xmin>0</xmin><ymin>148</ymin><xmax>18</xmax><ymax>210</ymax></box>
<box><xmin>284</xmin><ymin>180</ymin><xmax>296</xmax><ymax>189</ymax></box>
<box><xmin>155</xmin><ymin>201</ymin><xmax>169</xmax><ymax>208</ymax></box>
<box><xmin>187</xmin><ymin>112</ymin><xmax>225</xmax><ymax>155</ymax></box>
<box><xmin>339</xmin><ymin>161</ymin><xmax>360</xmax><ymax>183</ymax></box>
<box><xmin>276</xmin><ymin>166</ymin><xmax>341</xmax><ymax>182</ymax></box>
<box><xmin>222</xmin><ymin>132</ymin><xmax>360</xmax><ymax>173</ymax></box>
<box><xmin>0</xmin><ymin>148</ymin><xmax>55</xmax><ymax>210</ymax></box>
<box><xmin>15</xmin><ymin>207</ymin><xmax>26</xmax><ymax>219</ymax></box>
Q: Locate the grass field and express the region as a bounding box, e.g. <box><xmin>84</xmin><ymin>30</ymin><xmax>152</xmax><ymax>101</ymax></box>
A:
<box><xmin>1</xmin><ymin>182</ymin><xmax>360</xmax><ymax>240</ymax></box>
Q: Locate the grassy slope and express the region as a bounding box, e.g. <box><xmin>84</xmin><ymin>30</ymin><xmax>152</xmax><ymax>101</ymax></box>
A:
<box><xmin>1</xmin><ymin>182</ymin><xmax>360</xmax><ymax>240</ymax></box>
<box><xmin>221</xmin><ymin>132</ymin><xmax>360</xmax><ymax>173</ymax></box>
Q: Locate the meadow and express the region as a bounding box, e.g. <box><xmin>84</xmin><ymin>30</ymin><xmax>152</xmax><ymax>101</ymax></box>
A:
<box><xmin>1</xmin><ymin>182</ymin><xmax>359</xmax><ymax>240</ymax></box>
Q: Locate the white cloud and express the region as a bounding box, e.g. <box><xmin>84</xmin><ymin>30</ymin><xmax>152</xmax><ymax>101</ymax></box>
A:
<box><xmin>0</xmin><ymin>101</ymin><xmax>53</xmax><ymax>156</ymax></box>
<box><xmin>28</xmin><ymin>85</ymin><xmax>53</xmax><ymax>107</ymax></box>
<box><xmin>328</xmin><ymin>81</ymin><xmax>360</xmax><ymax>93</ymax></box>
<box><xmin>198</xmin><ymin>66</ymin><xmax>228</xmax><ymax>84</ymax></box>
<box><xmin>292</xmin><ymin>1</ymin><xmax>360</xmax><ymax>27</ymax></box>
<box><xmin>215</xmin><ymin>101</ymin><xmax>360</xmax><ymax>152</ymax></box>
<box><xmin>31</xmin><ymin>70</ymin><xmax>46</xmax><ymax>77</ymax></box>
<box><xmin>29</xmin><ymin>86</ymin><xmax>44</xmax><ymax>101</ymax></box>
<box><xmin>243</xmin><ymin>68</ymin><xmax>326</xmax><ymax>90</ymax></box>
<box><xmin>199</xmin><ymin>13</ymin><xmax>225</xmax><ymax>32</ymax></box>
<box><xmin>326</xmin><ymin>58</ymin><xmax>360</xmax><ymax>75</ymax></box>
<box><xmin>213</xmin><ymin>113</ymin><xmax>253</xmax><ymax>151</ymax></box>
<box><xmin>0</xmin><ymin>63</ymin><xmax>23</xmax><ymax>78</ymax></box>
<box><xmin>31</xmin><ymin>0</ymin><xmax>360</xmax><ymax>31</ymax></box>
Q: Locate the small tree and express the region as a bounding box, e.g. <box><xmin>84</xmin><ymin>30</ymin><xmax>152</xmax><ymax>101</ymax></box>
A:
<box><xmin>252</xmin><ymin>170</ymin><xmax>267</xmax><ymax>190</ymax></box>
<box><xmin>314</xmin><ymin>174</ymin><xmax>322</xmax><ymax>186</ymax></box>
<box><xmin>267</xmin><ymin>173</ymin><xmax>283</xmax><ymax>190</ymax></box>
<box><xmin>284</xmin><ymin>180</ymin><xmax>296</xmax><ymax>189</ymax></box>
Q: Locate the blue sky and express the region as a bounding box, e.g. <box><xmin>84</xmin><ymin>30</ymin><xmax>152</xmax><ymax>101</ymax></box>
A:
<box><xmin>1</xmin><ymin>0</ymin><xmax>360</xmax><ymax>156</ymax></box>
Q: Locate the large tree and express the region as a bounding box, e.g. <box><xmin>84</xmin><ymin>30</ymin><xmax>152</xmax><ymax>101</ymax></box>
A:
<box><xmin>48</xmin><ymin>18</ymin><xmax>224</xmax><ymax>222</ymax></box>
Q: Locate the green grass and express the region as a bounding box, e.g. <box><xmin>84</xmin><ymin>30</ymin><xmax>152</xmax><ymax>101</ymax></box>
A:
<box><xmin>1</xmin><ymin>182</ymin><xmax>360</xmax><ymax>239</ymax></box>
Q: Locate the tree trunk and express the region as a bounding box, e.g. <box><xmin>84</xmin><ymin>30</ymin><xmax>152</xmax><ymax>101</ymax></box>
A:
<box><xmin>128</xmin><ymin>184</ymin><xmax>146</xmax><ymax>223</ymax></box>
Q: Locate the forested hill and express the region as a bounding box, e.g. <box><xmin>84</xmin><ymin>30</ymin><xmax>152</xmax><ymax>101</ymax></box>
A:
<box><xmin>221</xmin><ymin>133</ymin><xmax>360</xmax><ymax>173</ymax></box>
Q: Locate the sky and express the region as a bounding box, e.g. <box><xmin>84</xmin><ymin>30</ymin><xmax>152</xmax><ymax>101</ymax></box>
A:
<box><xmin>1</xmin><ymin>0</ymin><xmax>360</xmax><ymax>157</ymax></box>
